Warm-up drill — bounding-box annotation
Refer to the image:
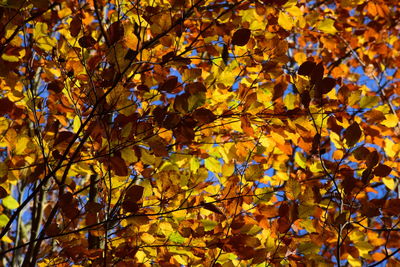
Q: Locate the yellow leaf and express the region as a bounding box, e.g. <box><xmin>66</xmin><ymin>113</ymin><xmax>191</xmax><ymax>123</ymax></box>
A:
<box><xmin>0</xmin><ymin>214</ymin><xmax>9</xmax><ymax>227</ymax></box>
<box><xmin>1</xmin><ymin>54</ymin><xmax>19</xmax><ymax>62</ymax></box>
<box><xmin>271</xmin><ymin>131</ymin><xmax>285</xmax><ymax>145</ymax></box>
<box><xmin>33</xmin><ymin>22</ymin><xmax>57</xmax><ymax>51</ymax></box>
<box><xmin>299</xmin><ymin>219</ymin><xmax>316</xmax><ymax>232</ymax></box>
<box><xmin>159</xmin><ymin>221</ymin><xmax>174</xmax><ymax>236</ymax></box>
<box><xmin>278</xmin><ymin>11</ymin><xmax>294</xmax><ymax>31</ymax></box>
<box><xmin>297</xmin><ymin>242</ymin><xmax>320</xmax><ymax>255</ymax></box>
<box><xmin>15</xmin><ymin>136</ymin><xmax>29</xmax><ymax>155</ymax></box>
<box><xmin>245</xmin><ymin>164</ymin><xmax>263</xmax><ymax>181</ymax></box>
<box><xmin>205</xmin><ymin>157</ymin><xmax>221</xmax><ymax>174</ymax></box>
<box><xmin>284</xmin><ymin>93</ymin><xmax>296</xmax><ymax>110</ymax></box>
<box><xmin>359</xmin><ymin>95</ymin><xmax>379</xmax><ymax>108</ymax></box>
<box><xmin>317</xmin><ymin>19</ymin><xmax>337</xmax><ymax>34</ymax></box>
<box><xmin>347</xmin><ymin>255</ymin><xmax>362</xmax><ymax>267</ymax></box>
<box><xmin>72</xmin><ymin>115</ymin><xmax>81</xmax><ymax>133</ymax></box>
<box><xmin>382</xmin><ymin>177</ymin><xmax>396</xmax><ymax>190</ymax></box>
<box><xmin>286</xmin><ymin>178</ymin><xmax>301</xmax><ymax>200</ymax></box>
<box><xmin>221</xmin><ymin>163</ymin><xmax>235</xmax><ymax>177</ymax></box>
<box><xmin>381</xmin><ymin>114</ymin><xmax>399</xmax><ymax>128</ymax></box>
<box><xmin>141</xmin><ymin>233</ymin><xmax>155</xmax><ymax>244</ymax></box>
<box><xmin>121</xmin><ymin>147</ymin><xmax>138</xmax><ymax>164</ymax></box>
<box><xmin>1</xmin><ymin>235</ymin><xmax>12</xmax><ymax>243</ymax></box>
<box><xmin>189</xmin><ymin>157</ymin><xmax>200</xmax><ymax>173</ymax></box>
<box><xmin>2</xmin><ymin>195</ymin><xmax>19</xmax><ymax>210</ymax></box>
<box><xmin>295</xmin><ymin>152</ymin><xmax>307</xmax><ymax>169</ymax></box>
<box><xmin>354</xmin><ymin>241</ymin><xmax>374</xmax><ymax>258</ymax></box>
<box><xmin>384</xmin><ymin>138</ymin><xmax>398</xmax><ymax>158</ymax></box>
<box><xmin>286</xmin><ymin>6</ymin><xmax>302</xmax><ymax>17</ymax></box>
<box><xmin>173</xmin><ymin>255</ymin><xmax>187</xmax><ymax>265</ymax></box>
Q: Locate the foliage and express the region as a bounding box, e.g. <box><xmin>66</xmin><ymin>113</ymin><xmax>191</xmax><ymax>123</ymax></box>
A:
<box><xmin>0</xmin><ymin>0</ymin><xmax>400</xmax><ymax>266</ymax></box>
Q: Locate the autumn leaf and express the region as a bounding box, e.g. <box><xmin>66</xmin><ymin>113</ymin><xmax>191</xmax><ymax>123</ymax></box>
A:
<box><xmin>317</xmin><ymin>18</ymin><xmax>337</xmax><ymax>34</ymax></box>
<box><xmin>2</xmin><ymin>196</ymin><xmax>19</xmax><ymax>210</ymax></box>
<box><xmin>78</xmin><ymin>35</ymin><xmax>96</xmax><ymax>48</ymax></box>
<box><xmin>344</xmin><ymin>122</ymin><xmax>362</xmax><ymax>147</ymax></box>
<box><xmin>232</xmin><ymin>29</ymin><xmax>251</xmax><ymax>46</ymax></box>
<box><xmin>1</xmin><ymin>0</ymin><xmax>400</xmax><ymax>266</ymax></box>
<box><xmin>298</xmin><ymin>61</ymin><xmax>317</xmax><ymax>76</ymax></box>
<box><xmin>0</xmin><ymin>186</ymin><xmax>7</xmax><ymax>199</ymax></box>
<box><xmin>202</xmin><ymin>202</ymin><xmax>224</xmax><ymax>215</ymax></box>
<box><xmin>373</xmin><ymin>164</ymin><xmax>392</xmax><ymax>177</ymax></box>
<box><xmin>69</xmin><ymin>15</ymin><xmax>82</xmax><ymax>37</ymax></box>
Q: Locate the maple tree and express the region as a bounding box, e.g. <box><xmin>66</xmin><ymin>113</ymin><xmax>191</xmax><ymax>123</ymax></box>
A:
<box><xmin>0</xmin><ymin>0</ymin><xmax>400</xmax><ymax>266</ymax></box>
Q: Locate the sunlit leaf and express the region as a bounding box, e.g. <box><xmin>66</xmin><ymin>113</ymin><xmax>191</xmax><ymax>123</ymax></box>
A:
<box><xmin>0</xmin><ymin>214</ymin><xmax>9</xmax><ymax>227</ymax></box>
<box><xmin>317</xmin><ymin>18</ymin><xmax>337</xmax><ymax>34</ymax></box>
<box><xmin>2</xmin><ymin>195</ymin><xmax>19</xmax><ymax>210</ymax></box>
<box><xmin>278</xmin><ymin>11</ymin><xmax>294</xmax><ymax>31</ymax></box>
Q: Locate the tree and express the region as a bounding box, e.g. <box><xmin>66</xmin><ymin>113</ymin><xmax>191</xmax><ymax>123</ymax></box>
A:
<box><xmin>0</xmin><ymin>0</ymin><xmax>399</xmax><ymax>265</ymax></box>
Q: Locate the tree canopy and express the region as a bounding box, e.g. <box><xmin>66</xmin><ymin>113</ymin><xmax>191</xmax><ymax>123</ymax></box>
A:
<box><xmin>1</xmin><ymin>0</ymin><xmax>400</xmax><ymax>266</ymax></box>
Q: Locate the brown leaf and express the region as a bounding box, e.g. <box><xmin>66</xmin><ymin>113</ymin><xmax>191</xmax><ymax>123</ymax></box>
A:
<box><xmin>342</xmin><ymin>175</ymin><xmax>357</xmax><ymax>195</ymax></box>
<box><xmin>327</xmin><ymin>116</ymin><xmax>343</xmax><ymax>134</ymax></box>
<box><xmin>310</xmin><ymin>62</ymin><xmax>324</xmax><ymax>84</ymax></box>
<box><xmin>193</xmin><ymin>108</ymin><xmax>216</xmax><ymax>124</ymax></box>
<box><xmin>273</xmin><ymin>82</ymin><xmax>286</xmax><ymax>100</ymax></box>
<box><xmin>300</xmin><ymin>91</ymin><xmax>311</xmax><ymax>108</ymax></box>
<box><xmin>311</xmin><ymin>133</ymin><xmax>320</xmax><ymax>154</ymax></box>
<box><xmin>173</xmin><ymin>124</ymin><xmax>195</xmax><ymax>144</ymax></box>
<box><xmin>202</xmin><ymin>202</ymin><xmax>224</xmax><ymax>215</ymax></box>
<box><xmin>222</xmin><ymin>44</ymin><xmax>229</xmax><ymax>64</ymax></box>
<box><xmin>0</xmin><ymin>97</ymin><xmax>15</xmax><ymax>116</ymax></box>
<box><xmin>240</xmin><ymin>115</ymin><xmax>254</xmax><ymax>136</ymax></box>
<box><xmin>298</xmin><ymin>61</ymin><xmax>316</xmax><ymax>76</ymax></box>
<box><xmin>45</xmin><ymin>223</ymin><xmax>60</xmax><ymax>237</ymax></box>
<box><xmin>0</xmin><ymin>186</ymin><xmax>8</xmax><ymax>199</ymax></box>
<box><xmin>85</xmin><ymin>201</ymin><xmax>102</xmax><ymax>213</ymax></box>
<box><xmin>69</xmin><ymin>15</ymin><xmax>82</xmax><ymax>37</ymax></box>
<box><xmin>163</xmin><ymin>113</ymin><xmax>181</xmax><ymax>129</ymax></box>
<box><xmin>110</xmin><ymin>156</ymin><xmax>128</xmax><ymax>176</ymax></box>
<box><xmin>361</xmin><ymin>167</ymin><xmax>373</xmax><ymax>184</ymax></box>
<box><xmin>78</xmin><ymin>35</ymin><xmax>96</xmax><ymax>48</ymax></box>
<box><xmin>232</xmin><ymin>28</ymin><xmax>251</xmax><ymax>46</ymax></box>
<box><xmin>148</xmin><ymin>136</ymin><xmax>169</xmax><ymax>157</ymax></box>
<box><xmin>373</xmin><ymin>164</ymin><xmax>392</xmax><ymax>177</ymax></box>
<box><xmin>317</xmin><ymin>77</ymin><xmax>336</xmax><ymax>94</ymax></box>
<box><xmin>122</xmin><ymin>200</ymin><xmax>139</xmax><ymax>213</ymax></box>
<box><xmin>125</xmin><ymin>49</ymin><xmax>138</xmax><ymax>60</ymax></box>
<box><xmin>185</xmin><ymin>82</ymin><xmax>207</xmax><ymax>94</ymax></box>
<box><xmin>159</xmin><ymin>76</ymin><xmax>178</xmax><ymax>92</ymax></box>
<box><xmin>64</xmin><ymin>206</ymin><xmax>80</xmax><ymax>220</ymax></box>
<box><xmin>277</xmin><ymin>217</ymin><xmax>291</xmax><ymax>233</ymax></box>
<box><xmin>125</xmin><ymin>185</ymin><xmax>144</xmax><ymax>202</ymax></box>
<box><xmin>366</xmin><ymin>150</ymin><xmax>379</xmax><ymax>168</ymax></box>
<box><xmin>334</xmin><ymin>213</ymin><xmax>347</xmax><ymax>225</ymax></box>
<box><xmin>47</xmin><ymin>80</ymin><xmax>64</xmax><ymax>94</ymax></box>
<box><xmin>173</xmin><ymin>93</ymin><xmax>189</xmax><ymax>113</ymax></box>
<box><xmin>352</xmin><ymin>146</ymin><xmax>370</xmax><ymax>160</ymax></box>
<box><xmin>344</xmin><ymin>122</ymin><xmax>362</xmax><ymax>147</ymax></box>
<box><xmin>107</xmin><ymin>21</ymin><xmax>124</xmax><ymax>45</ymax></box>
